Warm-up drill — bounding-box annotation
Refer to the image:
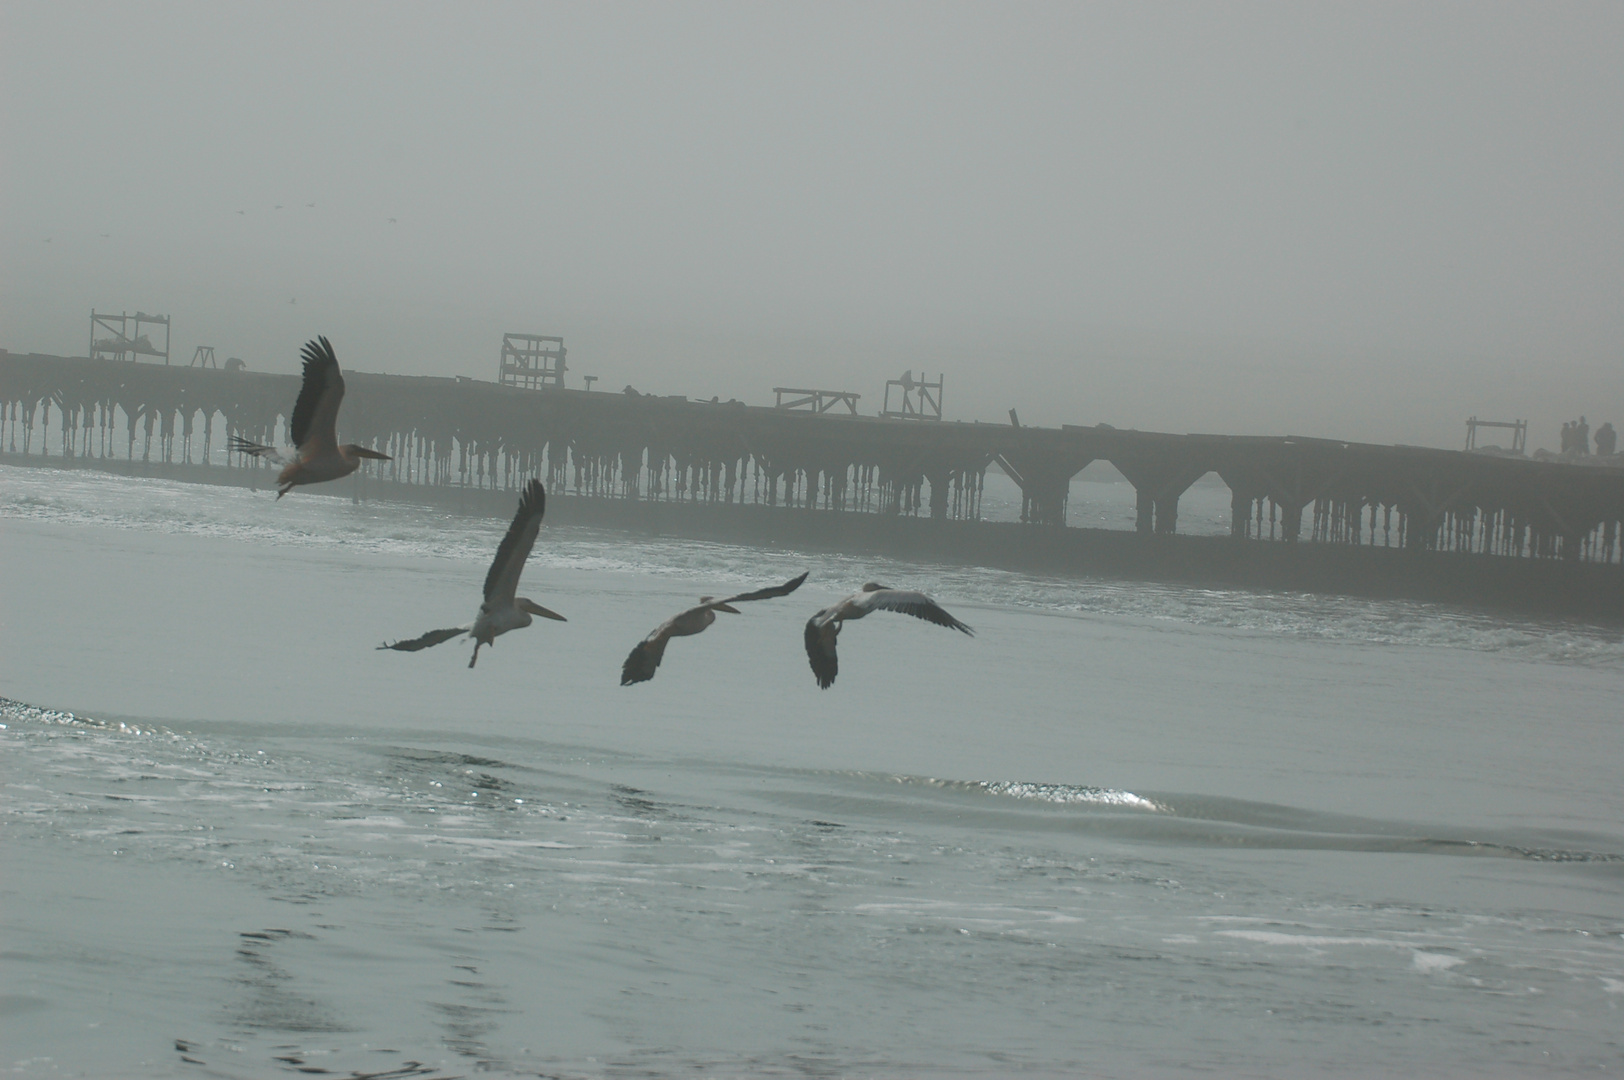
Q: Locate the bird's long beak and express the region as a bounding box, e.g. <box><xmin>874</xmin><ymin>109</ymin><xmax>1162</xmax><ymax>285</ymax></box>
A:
<box><xmin>352</xmin><ymin>447</ymin><xmax>392</xmax><ymax>460</ymax></box>
<box><xmin>714</xmin><ymin>603</ymin><xmax>742</xmax><ymax>614</ymax></box>
<box><xmin>519</xmin><ymin>598</ymin><xmax>567</xmax><ymax>621</ymax></box>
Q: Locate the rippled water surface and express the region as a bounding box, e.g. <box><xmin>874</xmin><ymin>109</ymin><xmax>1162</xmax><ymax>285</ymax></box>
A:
<box><xmin>3</xmin><ymin>464</ymin><xmax>1622</xmax><ymax>1078</ymax></box>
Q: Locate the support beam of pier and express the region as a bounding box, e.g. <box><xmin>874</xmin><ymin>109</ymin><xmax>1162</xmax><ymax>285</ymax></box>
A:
<box><xmin>1111</xmin><ymin>455</ymin><xmax>1209</xmax><ymax>535</ymax></box>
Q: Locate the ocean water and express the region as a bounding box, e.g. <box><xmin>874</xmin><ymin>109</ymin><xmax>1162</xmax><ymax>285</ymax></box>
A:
<box><xmin>2</xmin><ymin>463</ymin><xmax>1622</xmax><ymax>1079</ymax></box>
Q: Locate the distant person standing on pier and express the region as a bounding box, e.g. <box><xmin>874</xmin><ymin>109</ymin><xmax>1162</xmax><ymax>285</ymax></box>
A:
<box><xmin>1561</xmin><ymin>421</ymin><xmax>1574</xmax><ymax>453</ymax></box>
<box><xmin>1577</xmin><ymin>416</ymin><xmax>1591</xmax><ymax>454</ymax></box>
<box><xmin>1595</xmin><ymin>421</ymin><xmax>1617</xmax><ymax>456</ymax></box>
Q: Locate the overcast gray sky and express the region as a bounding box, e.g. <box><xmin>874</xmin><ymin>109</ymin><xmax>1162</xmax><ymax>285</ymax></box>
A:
<box><xmin>3</xmin><ymin>2</ymin><xmax>1620</xmax><ymax>449</ymax></box>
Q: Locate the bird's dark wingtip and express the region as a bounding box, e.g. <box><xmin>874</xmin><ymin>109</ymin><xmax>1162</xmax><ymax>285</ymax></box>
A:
<box><xmin>804</xmin><ymin>616</ymin><xmax>837</xmax><ymax>688</ymax></box>
<box><xmin>621</xmin><ymin>642</ymin><xmax>657</xmax><ymax>685</ymax></box>
<box><xmin>300</xmin><ymin>336</ymin><xmax>336</xmax><ymax>368</ymax></box>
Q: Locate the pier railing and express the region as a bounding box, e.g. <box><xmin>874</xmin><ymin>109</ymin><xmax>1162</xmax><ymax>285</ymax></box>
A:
<box><xmin>3</xmin><ymin>351</ymin><xmax>1621</xmax><ymax>564</ymax></box>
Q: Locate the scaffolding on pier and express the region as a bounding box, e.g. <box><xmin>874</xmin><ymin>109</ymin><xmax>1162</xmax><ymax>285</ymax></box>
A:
<box><xmin>881</xmin><ymin>370</ymin><xmax>942</xmax><ymax>420</ymax></box>
<box><xmin>499</xmin><ymin>333</ymin><xmax>567</xmax><ymax>390</ymax></box>
<box><xmin>90</xmin><ymin>311</ymin><xmax>170</xmax><ymax>364</ymax></box>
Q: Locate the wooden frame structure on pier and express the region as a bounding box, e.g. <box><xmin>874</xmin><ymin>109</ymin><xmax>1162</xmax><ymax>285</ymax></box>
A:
<box><xmin>881</xmin><ymin>370</ymin><xmax>942</xmax><ymax>420</ymax></box>
<box><xmin>499</xmin><ymin>334</ymin><xmax>567</xmax><ymax>390</ymax></box>
<box><xmin>773</xmin><ymin>387</ymin><xmax>860</xmax><ymax>415</ymax></box>
<box><xmin>1465</xmin><ymin>416</ymin><xmax>1527</xmax><ymax>453</ymax></box>
<box><xmin>90</xmin><ymin>310</ymin><xmax>170</xmax><ymax>364</ymax></box>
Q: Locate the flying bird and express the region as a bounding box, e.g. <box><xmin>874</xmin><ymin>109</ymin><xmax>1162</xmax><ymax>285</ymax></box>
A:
<box><xmin>804</xmin><ymin>584</ymin><xmax>972</xmax><ymax>689</ymax></box>
<box><xmin>227</xmin><ymin>336</ymin><xmax>390</xmax><ymax>497</ymax></box>
<box><xmin>378</xmin><ymin>479</ymin><xmax>565</xmax><ymax>668</ymax></box>
<box><xmin>621</xmin><ymin>572</ymin><xmax>809</xmax><ymax>685</ymax></box>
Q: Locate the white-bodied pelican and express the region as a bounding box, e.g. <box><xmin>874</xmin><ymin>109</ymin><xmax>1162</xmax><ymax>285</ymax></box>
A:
<box><xmin>804</xmin><ymin>583</ymin><xmax>972</xmax><ymax>689</ymax></box>
<box><xmin>378</xmin><ymin>479</ymin><xmax>566</xmax><ymax>668</ymax></box>
<box><xmin>621</xmin><ymin>571</ymin><xmax>809</xmax><ymax>686</ymax></box>
<box><xmin>228</xmin><ymin>336</ymin><xmax>390</xmax><ymax>497</ymax></box>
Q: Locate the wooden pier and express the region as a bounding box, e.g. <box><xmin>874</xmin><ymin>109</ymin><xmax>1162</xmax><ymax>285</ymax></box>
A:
<box><xmin>3</xmin><ymin>350</ymin><xmax>1622</xmax><ymax>602</ymax></box>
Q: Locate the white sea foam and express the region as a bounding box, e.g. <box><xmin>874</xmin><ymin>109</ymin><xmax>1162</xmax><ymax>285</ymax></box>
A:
<box><xmin>1413</xmin><ymin>951</ymin><xmax>1467</xmax><ymax>973</ymax></box>
<box><xmin>1217</xmin><ymin>930</ymin><xmax>1400</xmax><ymax>947</ymax></box>
<box><xmin>975</xmin><ymin>780</ymin><xmax>1164</xmax><ymax>810</ymax></box>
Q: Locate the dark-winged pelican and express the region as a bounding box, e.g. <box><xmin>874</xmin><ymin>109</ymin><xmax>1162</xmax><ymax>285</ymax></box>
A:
<box><xmin>228</xmin><ymin>337</ymin><xmax>390</xmax><ymax>497</ymax></box>
<box><xmin>621</xmin><ymin>571</ymin><xmax>809</xmax><ymax>685</ymax></box>
<box><xmin>804</xmin><ymin>583</ymin><xmax>972</xmax><ymax>689</ymax></box>
<box><xmin>378</xmin><ymin>479</ymin><xmax>566</xmax><ymax>667</ymax></box>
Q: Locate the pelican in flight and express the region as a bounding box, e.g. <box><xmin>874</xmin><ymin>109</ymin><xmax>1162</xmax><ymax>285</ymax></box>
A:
<box><xmin>621</xmin><ymin>571</ymin><xmax>809</xmax><ymax>685</ymax></box>
<box><xmin>804</xmin><ymin>584</ymin><xmax>972</xmax><ymax>689</ymax></box>
<box><xmin>378</xmin><ymin>479</ymin><xmax>565</xmax><ymax>667</ymax></box>
<box><xmin>228</xmin><ymin>337</ymin><xmax>389</xmax><ymax>497</ymax></box>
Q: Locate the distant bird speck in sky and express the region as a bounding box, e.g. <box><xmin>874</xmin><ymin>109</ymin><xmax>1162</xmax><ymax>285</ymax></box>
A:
<box><xmin>306</xmin><ymin>202</ymin><xmax>316</xmax><ymax>208</ymax></box>
<box><xmin>289</xmin><ymin>298</ymin><xmax>297</xmax><ymax>305</ymax></box>
<box><xmin>236</xmin><ymin>209</ymin><xmax>246</xmax><ymax>215</ymax></box>
<box><xmin>99</xmin><ymin>233</ymin><xmax>110</xmax><ymax>238</ymax></box>
<box><xmin>274</xmin><ymin>204</ymin><xmax>284</xmax><ymax>210</ymax></box>
<box><xmin>388</xmin><ymin>217</ymin><xmax>397</xmax><ymax>224</ymax></box>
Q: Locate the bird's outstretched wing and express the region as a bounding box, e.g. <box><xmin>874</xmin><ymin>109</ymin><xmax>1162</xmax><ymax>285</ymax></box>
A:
<box><xmin>621</xmin><ymin>573</ymin><xmax>807</xmax><ymax>687</ymax></box>
<box><xmin>228</xmin><ymin>434</ymin><xmax>289</xmax><ymax>464</ymax></box>
<box><xmin>485</xmin><ymin>479</ymin><xmax>546</xmax><ymax>603</ymax></box>
<box><xmin>290</xmin><ymin>336</ymin><xmax>345</xmax><ymax>452</ymax></box>
<box><xmin>378</xmin><ymin>627</ymin><xmax>469</xmax><ymax>652</ymax></box>
<box><xmin>805</xmin><ymin>615</ymin><xmax>839</xmax><ymax>689</ymax></box>
<box><xmin>854</xmin><ymin>589</ymin><xmax>974</xmax><ymax>634</ymax></box>
<box><xmin>621</xmin><ymin>635</ymin><xmax>673</xmax><ymax>685</ymax></box>
<box><xmin>714</xmin><ymin>570</ymin><xmax>809</xmax><ymax>606</ymax></box>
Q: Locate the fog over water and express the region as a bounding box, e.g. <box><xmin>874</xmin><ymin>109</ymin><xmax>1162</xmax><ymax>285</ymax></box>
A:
<box><xmin>3</xmin><ymin>3</ymin><xmax>1622</xmax><ymax>444</ymax></box>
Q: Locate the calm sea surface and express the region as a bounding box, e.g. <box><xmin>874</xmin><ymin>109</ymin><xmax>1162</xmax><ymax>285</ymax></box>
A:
<box><xmin>2</xmin><ymin>463</ymin><xmax>1622</xmax><ymax>1078</ymax></box>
